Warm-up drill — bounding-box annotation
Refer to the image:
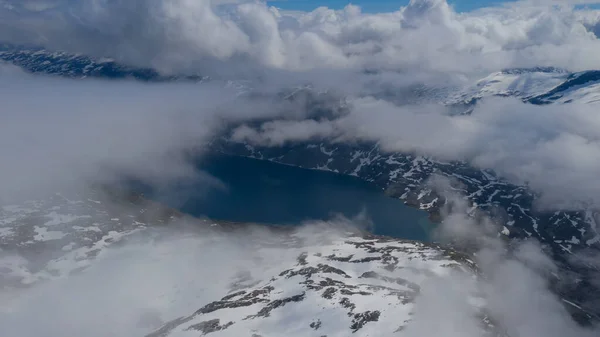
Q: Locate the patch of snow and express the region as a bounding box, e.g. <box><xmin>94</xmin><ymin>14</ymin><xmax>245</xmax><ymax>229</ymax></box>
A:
<box><xmin>61</xmin><ymin>242</ymin><xmax>76</xmax><ymax>251</ymax></box>
<box><xmin>319</xmin><ymin>144</ymin><xmax>335</xmax><ymax>156</ymax></box>
<box><xmin>0</xmin><ymin>227</ymin><xmax>14</xmax><ymax>239</ymax></box>
<box><xmin>43</xmin><ymin>212</ymin><xmax>91</xmax><ymax>227</ymax></box>
<box><xmin>33</xmin><ymin>226</ymin><xmax>67</xmax><ymax>241</ymax></box>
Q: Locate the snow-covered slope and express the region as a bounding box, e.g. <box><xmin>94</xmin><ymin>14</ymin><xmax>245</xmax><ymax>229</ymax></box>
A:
<box><xmin>0</xmin><ymin>189</ymin><xmax>177</xmax><ymax>286</ymax></box>
<box><xmin>448</xmin><ymin>68</ymin><xmax>569</xmax><ymax>104</ymax></box>
<box><xmin>0</xmin><ymin>189</ymin><xmax>491</xmax><ymax>337</ymax></box>
<box><xmin>450</xmin><ymin>68</ymin><xmax>600</xmax><ymax>106</ymax></box>
<box><xmin>528</xmin><ymin>70</ymin><xmax>600</xmax><ymax>104</ymax></box>
<box><xmin>147</xmin><ymin>235</ymin><xmax>480</xmax><ymax>337</ymax></box>
<box><xmin>5</xmin><ymin>47</ymin><xmax>600</xmax><ymax>107</ymax></box>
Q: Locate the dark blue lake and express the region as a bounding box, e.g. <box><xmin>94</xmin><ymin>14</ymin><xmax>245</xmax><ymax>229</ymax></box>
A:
<box><xmin>156</xmin><ymin>154</ymin><xmax>434</xmax><ymax>241</ymax></box>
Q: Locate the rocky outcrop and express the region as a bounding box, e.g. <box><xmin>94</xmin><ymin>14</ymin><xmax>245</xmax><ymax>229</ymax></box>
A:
<box><xmin>146</xmin><ymin>235</ymin><xmax>486</xmax><ymax>337</ymax></box>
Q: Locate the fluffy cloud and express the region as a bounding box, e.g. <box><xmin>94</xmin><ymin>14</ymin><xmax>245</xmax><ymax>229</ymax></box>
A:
<box><xmin>2</xmin><ymin>1</ymin><xmax>600</xmax><ymax>209</ymax></box>
<box><xmin>0</xmin><ymin>64</ymin><xmax>296</xmax><ymax>203</ymax></box>
<box><xmin>1</xmin><ymin>0</ymin><xmax>600</xmax><ymax>75</ymax></box>
<box><xmin>433</xmin><ymin>180</ymin><xmax>600</xmax><ymax>337</ymax></box>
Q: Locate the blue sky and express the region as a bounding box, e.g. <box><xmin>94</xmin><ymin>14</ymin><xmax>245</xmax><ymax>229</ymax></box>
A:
<box><xmin>265</xmin><ymin>0</ymin><xmax>516</xmax><ymax>13</ymax></box>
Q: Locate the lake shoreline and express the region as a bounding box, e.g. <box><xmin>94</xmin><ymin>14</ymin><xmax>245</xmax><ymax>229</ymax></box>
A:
<box><xmin>210</xmin><ymin>150</ymin><xmax>443</xmax><ymax>224</ymax></box>
<box><xmin>107</xmin><ymin>183</ymin><xmax>447</xmax><ymax>250</ymax></box>
<box><xmin>132</xmin><ymin>151</ymin><xmax>435</xmax><ymax>242</ymax></box>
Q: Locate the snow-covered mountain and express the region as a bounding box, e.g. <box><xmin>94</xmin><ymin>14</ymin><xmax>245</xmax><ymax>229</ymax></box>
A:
<box><xmin>0</xmin><ymin>46</ymin><xmax>206</xmax><ymax>81</ymax></box>
<box><xmin>146</xmin><ymin>234</ymin><xmax>481</xmax><ymax>337</ymax></box>
<box><xmin>1</xmin><ymin>46</ymin><xmax>600</xmax><ymax>326</ymax></box>
<box><xmin>449</xmin><ymin>67</ymin><xmax>600</xmax><ymax>106</ymax></box>
<box><xmin>4</xmin><ymin>46</ymin><xmax>600</xmax><ymax>107</ymax></box>
<box><xmin>0</xmin><ymin>188</ymin><xmax>489</xmax><ymax>337</ymax></box>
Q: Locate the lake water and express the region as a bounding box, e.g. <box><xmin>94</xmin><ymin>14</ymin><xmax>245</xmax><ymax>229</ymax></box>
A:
<box><xmin>155</xmin><ymin>154</ymin><xmax>434</xmax><ymax>242</ymax></box>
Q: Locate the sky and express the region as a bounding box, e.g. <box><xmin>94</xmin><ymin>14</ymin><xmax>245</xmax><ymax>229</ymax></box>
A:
<box><xmin>265</xmin><ymin>0</ymin><xmax>514</xmax><ymax>13</ymax></box>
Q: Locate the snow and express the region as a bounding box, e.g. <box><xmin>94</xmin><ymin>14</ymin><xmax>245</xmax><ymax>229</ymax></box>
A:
<box><xmin>445</xmin><ymin>68</ymin><xmax>600</xmax><ymax>108</ymax></box>
<box><xmin>0</xmin><ymin>216</ymin><xmax>17</xmax><ymax>226</ymax></box>
<box><xmin>476</xmin><ymin>71</ymin><xmax>566</xmax><ymax>98</ymax></box>
<box><xmin>562</xmin><ymin>298</ymin><xmax>583</xmax><ymax>310</ymax></box>
<box><xmin>0</xmin><ymin>227</ymin><xmax>13</xmax><ymax>239</ymax></box>
<box><xmin>487</xmin><ymin>190</ymin><xmax>500</xmax><ymax>203</ymax></box>
<box><xmin>44</xmin><ymin>228</ymin><xmax>144</xmax><ymax>278</ymax></box>
<box><xmin>43</xmin><ymin>211</ymin><xmax>91</xmax><ymax>227</ymax></box>
<box><xmin>548</xmin><ymin>80</ymin><xmax>600</xmax><ymax>104</ymax></box>
<box><xmin>0</xmin><ymin>254</ymin><xmax>39</xmax><ymax>285</ymax></box>
<box><xmin>73</xmin><ymin>225</ymin><xmax>102</xmax><ymax>232</ymax></box>
<box><xmin>417</xmin><ymin>188</ymin><xmax>431</xmax><ymax>200</ymax></box>
<box><xmin>584</xmin><ymin>210</ymin><xmax>600</xmax><ymax>246</ymax></box>
<box><xmin>2</xmin><ymin>205</ymin><xmax>37</xmax><ymax>214</ymax></box>
<box><xmin>33</xmin><ymin>226</ymin><xmax>67</xmax><ymax>241</ymax></box>
<box><xmin>419</xmin><ymin>197</ymin><xmax>438</xmax><ymax>210</ymax></box>
<box><xmin>448</xmin><ymin>69</ymin><xmax>567</xmax><ymax>104</ymax></box>
<box><xmin>315</xmin><ymin>158</ymin><xmax>335</xmax><ymax>171</ymax></box>
<box><xmin>389</xmin><ymin>168</ymin><xmax>401</xmax><ymax>180</ymax></box>
<box><xmin>61</xmin><ymin>242</ymin><xmax>76</xmax><ymax>251</ymax></box>
<box><xmin>151</xmin><ymin>235</ymin><xmax>479</xmax><ymax>337</ymax></box>
<box><xmin>319</xmin><ymin>144</ymin><xmax>335</xmax><ymax>156</ymax></box>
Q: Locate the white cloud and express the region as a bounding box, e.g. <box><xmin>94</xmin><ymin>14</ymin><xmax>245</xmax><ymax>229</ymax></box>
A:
<box><xmin>0</xmin><ymin>64</ymin><xmax>293</xmax><ymax>203</ymax></box>
<box><xmin>1</xmin><ymin>1</ymin><xmax>600</xmax><ymax>211</ymax></box>
<box><xmin>428</xmin><ymin>179</ymin><xmax>600</xmax><ymax>337</ymax></box>
<box><xmin>231</xmin><ymin>95</ymin><xmax>600</xmax><ymax>209</ymax></box>
<box><xmin>1</xmin><ymin>0</ymin><xmax>600</xmax><ymax>74</ymax></box>
<box><xmin>0</xmin><ymin>2</ymin><xmax>600</xmax><ymax>336</ymax></box>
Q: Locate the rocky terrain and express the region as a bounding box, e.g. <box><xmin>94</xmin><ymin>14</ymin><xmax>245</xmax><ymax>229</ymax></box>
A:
<box><xmin>145</xmin><ymin>234</ymin><xmax>484</xmax><ymax>337</ymax></box>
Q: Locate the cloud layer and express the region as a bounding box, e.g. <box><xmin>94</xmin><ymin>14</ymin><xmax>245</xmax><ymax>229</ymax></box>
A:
<box><xmin>232</xmin><ymin>94</ymin><xmax>600</xmax><ymax>209</ymax></box>
<box><xmin>2</xmin><ymin>1</ymin><xmax>600</xmax><ymax>210</ymax></box>
<box><xmin>0</xmin><ymin>64</ymin><xmax>269</xmax><ymax>202</ymax></box>
<box><xmin>2</xmin><ymin>0</ymin><xmax>600</xmax><ymax>75</ymax></box>
<box><xmin>1</xmin><ymin>2</ymin><xmax>600</xmax><ymax>337</ymax></box>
